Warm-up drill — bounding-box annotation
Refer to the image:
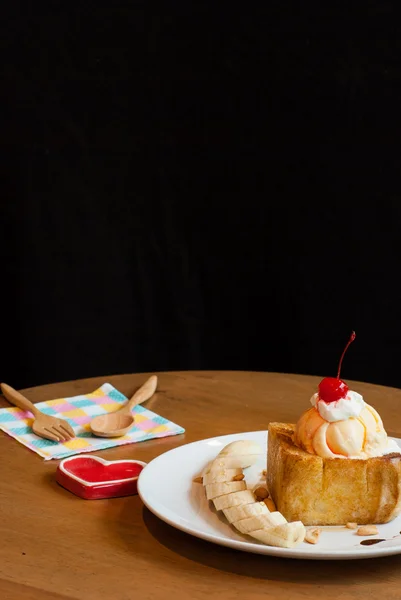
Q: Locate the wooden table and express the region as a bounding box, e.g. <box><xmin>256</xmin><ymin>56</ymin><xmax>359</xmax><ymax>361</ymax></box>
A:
<box><xmin>1</xmin><ymin>371</ymin><xmax>401</xmax><ymax>600</ymax></box>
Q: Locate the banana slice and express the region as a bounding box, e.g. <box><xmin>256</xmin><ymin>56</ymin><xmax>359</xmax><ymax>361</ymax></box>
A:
<box><xmin>250</xmin><ymin>521</ymin><xmax>306</xmax><ymax>548</ymax></box>
<box><xmin>216</xmin><ymin>440</ymin><xmax>262</xmax><ymax>469</ymax></box>
<box><xmin>223</xmin><ymin>501</ymin><xmax>269</xmax><ymax>524</ymax></box>
<box><xmin>203</xmin><ymin>468</ymin><xmax>243</xmax><ymax>485</ymax></box>
<box><xmin>200</xmin><ymin>440</ymin><xmax>306</xmax><ymax>549</ymax></box>
<box><xmin>205</xmin><ymin>481</ymin><xmax>247</xmax><ymax>500</ymax></box>
<box><xmin>213</xmin><ymin>489</ymin><xmax>255</xmax><ymax>511</ymax></box>
<box><xmin>218</xmin><ymin>440</ymin><xmax>262</xmax><ymax>457</ymax></box>
<box><xmin>203</xmin><ymin>458</ymin><xmax>242</xmax><ymax>472</ymax></box>
<box><xmin>205</xmin><ymin>455</ymin><xmax>259</xmax><ymax>470</ymax></box>
<box><xmin>234</xmin><ymin>511</ymin><xmax>286</xmax><ymax>534</ymax></box>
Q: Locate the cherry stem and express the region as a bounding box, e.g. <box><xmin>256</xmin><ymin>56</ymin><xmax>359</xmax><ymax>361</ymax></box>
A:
<box><xmin>336</xmin><ymin>331</ymin><xmax>356</xmax><ymax>379</ymax></box>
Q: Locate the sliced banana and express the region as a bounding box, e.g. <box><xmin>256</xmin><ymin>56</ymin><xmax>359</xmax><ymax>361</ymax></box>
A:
<box><xmin>234</xmin><ymin>511</ymin><xmax>286</xmax><ymax>534</ymax></box>
<box><xmin>200</xmin><ymin>440</ymin><xmax>306</xmax><ymax>548</ymax></box>
<box><xmin>213</xmin><ymin>489</ymin><xmax>256</xmax><ymax>511</ymax></box>
<box><xmin>203</xmin><ymin>468</ymin><xmax>243</xmax><ymax>485</ymax></box>
<box><xmin>223</xmin><ymin>501</ymin><xmax>269</xmax><ymax>524</ymax></box>
<box><xmin>203</xmin><ymin>440</ymin><xmax>263</xmax><ymax>474</ymax></box>
<box><xmin>214</xmin><ymin>455</ymin><xmax>261</xmax><ymax>469</ymax></box>
<box><xmin>218</xmin><ymin>440</ymin><xmax>262</xmax><ymax>457</ymax></box>
<box><xmin>250</xmin><ymin>522</ymin><xmax>306</xmax><ymax>549</ymax></box>
<box><xmin>204</xmin><ymin>456</ymin><xmax>258</xmax><ymax>471</ymax></box>
<box><xmin>216</xmin><ymin>440</ymin><xmax>262</xmax><ymax>469</ymax></box>
<box><xmin>205</xmin><ymin>481</ymin><xmax>247</xmax><ymax>500</ymax></box>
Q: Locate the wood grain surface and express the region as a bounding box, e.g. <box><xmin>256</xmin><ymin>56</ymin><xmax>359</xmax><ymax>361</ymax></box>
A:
<box><xmin>1</xmin><ymin>371</ymin><xmax>401</xmax><ymax>600</ymax></box>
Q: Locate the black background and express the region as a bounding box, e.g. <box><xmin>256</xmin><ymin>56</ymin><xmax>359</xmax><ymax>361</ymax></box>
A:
<box><xmin>2</xmin><ymin>3</ymin><xmax>401</xmax><ymax>390</ymax></box>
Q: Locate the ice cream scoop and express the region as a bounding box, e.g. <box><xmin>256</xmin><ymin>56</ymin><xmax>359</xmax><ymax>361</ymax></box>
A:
<box><xmin>293</xmin><ymin>332</ymin><xmax>398</xmax><ymax>458</ymax></box>
<box><xmin>294</xmin><ymin>400</ymin><xmax>393</xmax><ymax>458</ymax></box>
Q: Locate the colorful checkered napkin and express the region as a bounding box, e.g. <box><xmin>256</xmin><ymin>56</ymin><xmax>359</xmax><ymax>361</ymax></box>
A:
<box><xmin>0</xmin><ymin>383</ymin><xmax>185</xmax><ymax>460</ymax></box>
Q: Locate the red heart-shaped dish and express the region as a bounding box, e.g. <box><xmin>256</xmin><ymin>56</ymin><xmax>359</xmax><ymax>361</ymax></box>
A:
<box><xmin>56</xmin><ymin>455</ymin><xmax>147</xmax><ymax>499</ymax></box>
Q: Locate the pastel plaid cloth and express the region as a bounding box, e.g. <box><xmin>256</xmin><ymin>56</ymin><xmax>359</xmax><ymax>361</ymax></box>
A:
<box><xmin>0</xmin><ymin>383</ymin><xmax>185</xmax><ymax>460</ymax></box>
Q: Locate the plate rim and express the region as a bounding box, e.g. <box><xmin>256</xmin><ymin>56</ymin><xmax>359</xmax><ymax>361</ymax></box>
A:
<box><xmin>138</xmin><ymin>430</ymin><xmax>401</xmax><ymax>560</ymax></box>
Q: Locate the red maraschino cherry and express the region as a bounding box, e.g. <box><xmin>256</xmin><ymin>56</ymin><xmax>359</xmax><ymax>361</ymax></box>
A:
<box><xmin>318</xmin><ymin>331</ymin><xmax>356</xmax><ymax>404</ymax></box>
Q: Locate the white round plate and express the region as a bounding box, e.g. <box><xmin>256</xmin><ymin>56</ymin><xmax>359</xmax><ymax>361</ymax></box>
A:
<box><xmin>138</xmin><ymin>431</ymin><xmax>401</xmax><ymax>560</ymax></box>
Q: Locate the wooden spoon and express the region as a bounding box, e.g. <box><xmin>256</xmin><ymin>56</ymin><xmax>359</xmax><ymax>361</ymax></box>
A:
<box><xmin>0</xmin><ymin>382</ymin><xmax>75</xmax><ymax>442</ymax></box>
<box><xmin>90</xmin><ymin>375</ymin><xmax>158</xmax><ymax>438</ymax></box>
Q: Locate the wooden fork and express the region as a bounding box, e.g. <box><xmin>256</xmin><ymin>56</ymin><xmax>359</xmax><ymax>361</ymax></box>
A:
<box><xmin>0</xmin><ymin>383</ymin><xmax>75</xmax><ymax>442</ymax></box>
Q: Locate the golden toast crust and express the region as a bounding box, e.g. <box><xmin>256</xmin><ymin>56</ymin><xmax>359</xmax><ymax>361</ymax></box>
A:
<box><xmin>267</xmin><ymin>422</ymin><xmax>401</xmax><ymax>526</ymax></box>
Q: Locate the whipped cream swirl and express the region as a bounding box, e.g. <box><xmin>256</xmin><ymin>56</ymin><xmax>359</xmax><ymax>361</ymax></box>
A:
<box><xmin>310</xmin><ymin>391</ymin><xmax>365</xmax><ymax>422</ymax></box>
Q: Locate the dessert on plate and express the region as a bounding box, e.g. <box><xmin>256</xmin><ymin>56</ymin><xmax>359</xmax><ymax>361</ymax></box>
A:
<box><xmin>267</xmin><ymin>332</ymin><xmax>401</xmax><ymax>526</ymax></box>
